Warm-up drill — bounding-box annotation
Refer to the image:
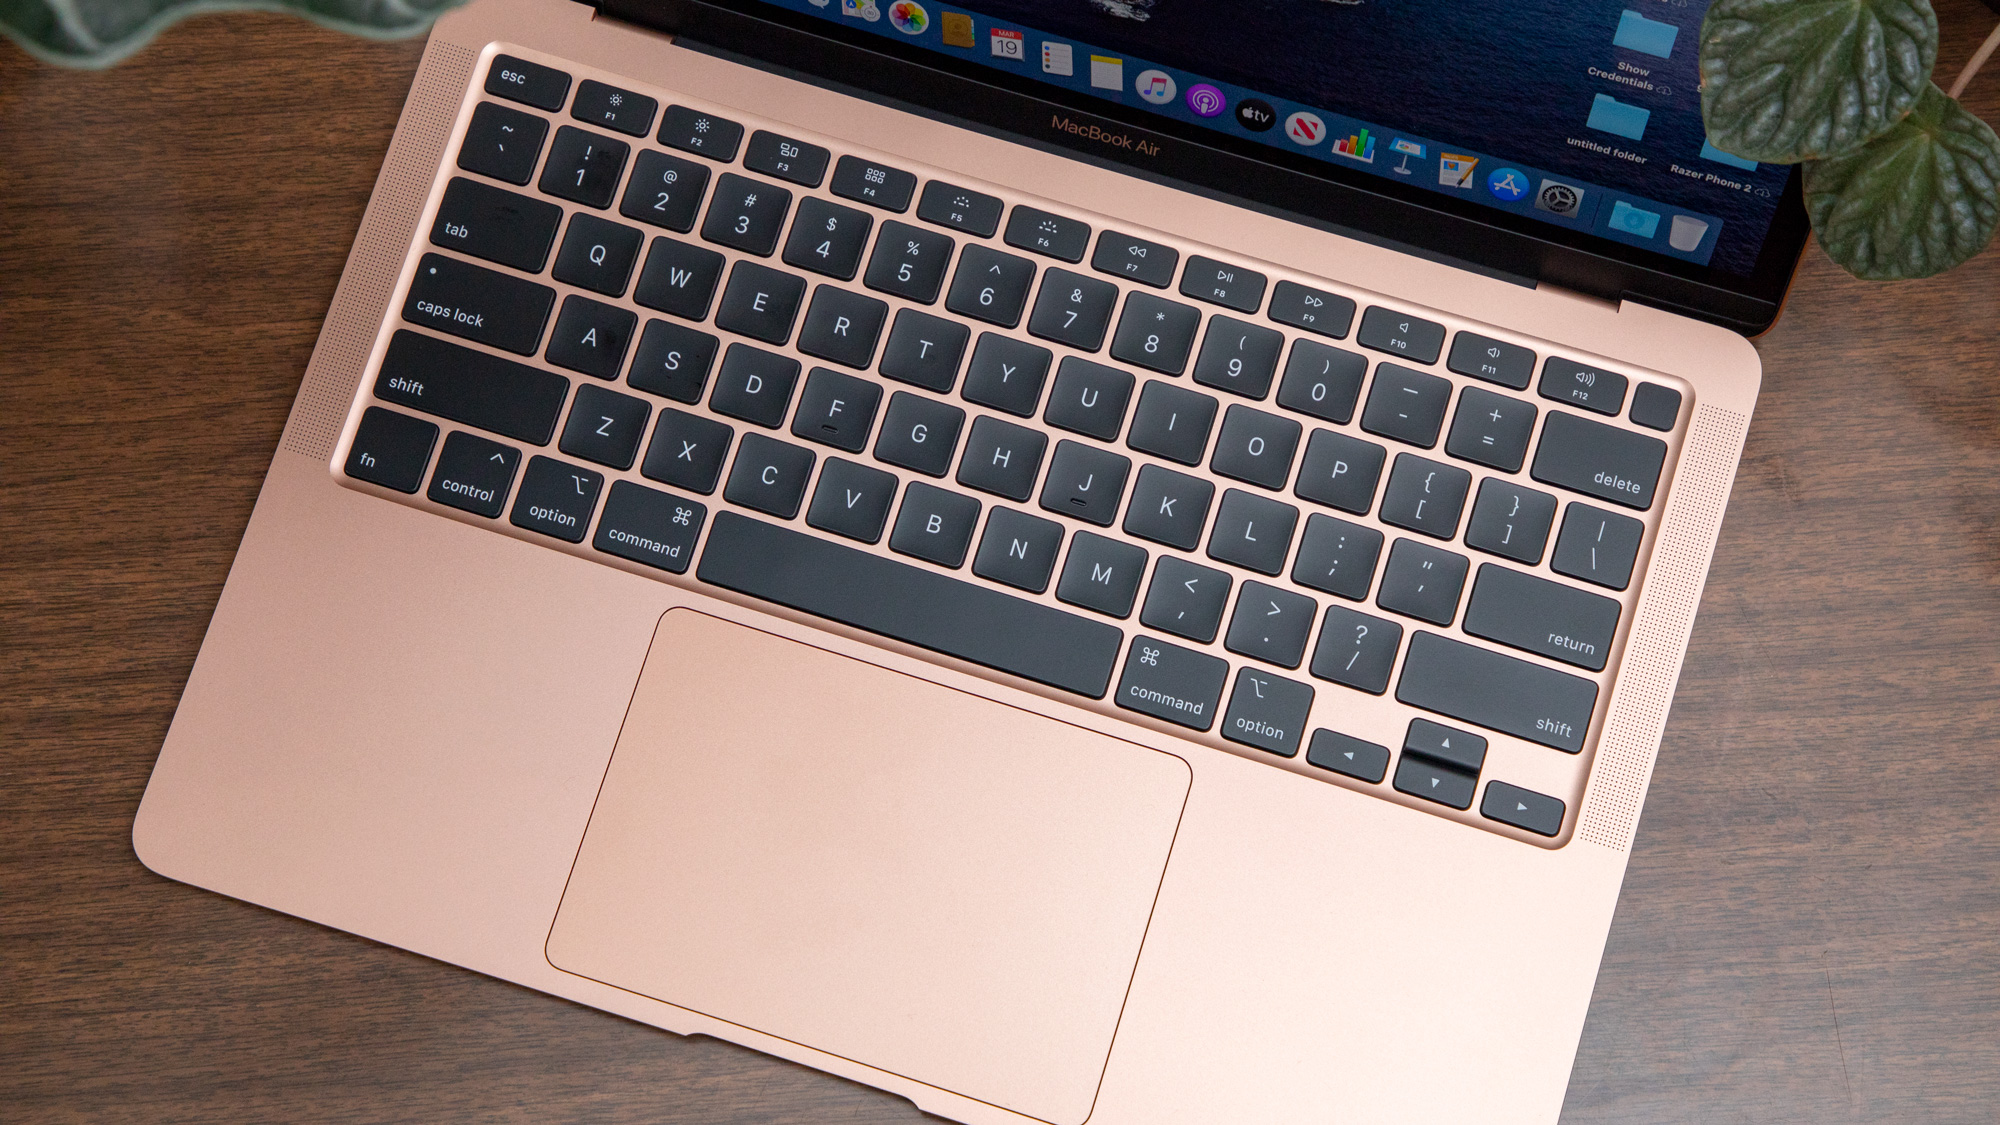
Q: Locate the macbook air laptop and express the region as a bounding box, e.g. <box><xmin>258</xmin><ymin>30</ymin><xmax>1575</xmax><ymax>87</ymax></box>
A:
<box><xmin>135</xmin><ymin>0</ymin><xmax>1805</xmax><ymax>1120</ymax></box>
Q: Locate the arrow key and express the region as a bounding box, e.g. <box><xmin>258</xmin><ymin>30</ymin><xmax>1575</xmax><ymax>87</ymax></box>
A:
<box><xmin>1403</xmin><ymin>717</ymin><xmax>1487</xmax><ymax>773</ymax></box>
<box><xmin>1393</xmin><ymin>753</ymin><xmax>1477</xmax><ymax>810</ymax></box>
<box><xmin>1306</xmin><ymin>729</ymin><xmax>1390</xmax><ymax>783</ymax></box>
<box><xmin>1480</xmin><ymin>780</ymin><xmax>1566</xmax><ymax>837</ymax></box>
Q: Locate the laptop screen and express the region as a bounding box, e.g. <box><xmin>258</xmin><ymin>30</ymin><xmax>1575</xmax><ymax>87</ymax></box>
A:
<box><xmin>730</xmin><ymin>0</ymin><xmax>1793</xmax><ymax>283</ymax></box>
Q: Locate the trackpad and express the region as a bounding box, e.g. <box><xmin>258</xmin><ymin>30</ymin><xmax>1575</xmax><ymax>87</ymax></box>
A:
<box><xmin>547</xmin><ymin>609</ymin><xmax>1189</xmax><ymax>1125</ymax></box>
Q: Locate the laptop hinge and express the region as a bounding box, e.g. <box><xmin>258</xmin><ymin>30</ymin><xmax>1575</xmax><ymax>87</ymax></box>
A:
<box><xmin>1534</xmin><ymin>280</ymin><xmax>1621</xmax><ymax>315</ymax></box>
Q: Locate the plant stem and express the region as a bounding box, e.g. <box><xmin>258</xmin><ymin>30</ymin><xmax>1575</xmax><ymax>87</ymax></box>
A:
<box><xmin>1947</xmin><ymin>21</ymin><xmax>2000</xmax><ymax>100</ymax></box>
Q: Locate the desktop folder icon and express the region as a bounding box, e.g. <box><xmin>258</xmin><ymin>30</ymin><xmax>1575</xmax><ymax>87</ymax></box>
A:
<box><xmin>1613</xmin><ymin>9</ymin><xmax>1678</xmax><ymax>59</ymax></box>
<box><xmin>1588</xmin><ymin>93</ymin><xmax>1649</xmax><ymax>141</ymax></box>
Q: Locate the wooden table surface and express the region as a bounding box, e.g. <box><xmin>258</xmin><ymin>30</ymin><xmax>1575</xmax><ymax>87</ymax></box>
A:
<box><xmin>5</xmin><ymin>4</ymin><xmax>1999</xmax><ymax>1121</ymax></box>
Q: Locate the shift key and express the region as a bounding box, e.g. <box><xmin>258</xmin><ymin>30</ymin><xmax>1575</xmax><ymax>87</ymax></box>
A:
<box><xmin>430</xmin><ymin>175</ymin><xmax>564</xmax><ymax>273</ymax></box>
<box><xmin>403</xmin><ymin>253</ymin><xmax>555</xmax><ymax>355</ymax></box>
<box><xmin>374</xmin><ymin>329</ymin><xmax>570</xmax><ymax>445</ymax></box>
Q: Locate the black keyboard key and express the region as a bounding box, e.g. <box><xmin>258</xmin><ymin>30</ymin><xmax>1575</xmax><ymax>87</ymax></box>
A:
<box><xmin>1403</xmin><ymin>717</ymin><xmax>1486</xmax><ymax>773</ymax></box>
<box><xmin>874</xmin><ymin>391</ymin><xmax>965</xmax><ymax>477</ymax></box>
<box><xmin>865</xmin><ymin>220</ymin><xmax>955</xmax><ymax>303</ymax></box>
<box><xmin>891</xmin><ymin>482</ymin><xmax>982</xmax><ymax>567</ymax></box>
<box><xmin>345</xmin><ymin>406</ymin><xmax>437</xmax><ymax>493</ymax></box>
<box><xmin>1356</xmin><ymin>306</ymin><xmax>1445</xmax><ymax>364</ymax></box>
<box><xmin>1092</xmin><ymin>230</ymin><xmax>1178</xmax><ymax>288</ymax></box>
<box><xmin>595</xmin><ymin>480</ymin><xmax>706</xmax><ymax>574</ymax></box>
<box><xmin>1629</xmin><ymin>383</ymin><xmax>1683</xmax><ymax>431</ymax></box>
<box><xmin>709</xmin><ymin>343</ymin><xmax>801</xmax><ymax>428</ymax></box>
<box><xmin>702</xmin><ymin>173</ymin><xmax>792</xmax><ymax>257</ymax></box>
<box><xmin>1447</xmin><ymin>331</ymin><xmax>1535</xmax><ymax>390</ymax></box>
<box><xmin>1005</xmin><ymin>205</ymin><xmax>1090</xmax><ymax>262</ymax></box>
<box><xmin>973</xmin><ymin>507</ymin><xmax>1065</xmax><ymax>592</ymax></box>
<box><xmin>1276</xmin><ymin>340</ymin><xmax>1367</xmax><ymax>424</ymax></box>
<box><xmin>1179</xmin><ymin>256</ymin><xmax>1266</xmax><ymax>313</ymax></box>
<box><xmin>1376</xmin><ymin>538</ymin><xmax>1468</xmax><ymax>626</ymax></box>
<box><xmin>545</xmin><ymin>295</ymin><xmax>637</xmax><ymax>380</ymax></box>
<box><xmin>1379</xmin><ymin>453</ymin><xmax>1472</xmax><ymax>539</ymax></box>
<box><xmin>633</xmin><ymin>237</ymin><xmax>726</xmax><ymax>320</ymax></box>
<box><xmin>1539</xmin><ymin>357</ymin><xmax>1628</xmax><ymax>415</ymax></box>
<box><xmin>1121</xmin><ymin>464</ymin><xmax>1214</xmax><ymax>552</ymax></box>
<box><xmin>1481</xmin><ymin>781</ymin><xmax>1566</xmax><ymax>837</ymax></box>
<box><xmin>1039</xmin><ymin>440</ymin><xmax>1130</xmax><ymax>526</ymax></box>
<box><xmin>553</xmin><ymin>213</ymin><xmax>644</xmax><ymax>296</ymax></box>
<box><xmin>945</xmin><ymin>245</ymin><xmax>1036</xmax><ymax>327</ymax></box>
<box><xmin>807</xmin><ymin>458</ymin><xmax>898</xmax><ymax>543</ymax></box>
<box><xmin>571</xmin><ymin>79</ymin><xmax>657</xmax><ymax>137</ymax></box>
<box><xmin>783</xmin><ymin>197</ymin><xmax>873</xmax><ymax>280</ymax></box>
<box><xmin>620</xmin><ymin>150</ymin><xmax>710</xmax><ymax>233</ymax></box>
<box><xmin>658</xmin><ymin>105</ymin><xmax>743</xmax><ymax>160</ymax></box>
<box><xmin>956</xmin><ymin>416</ymin><xmax>1047</xmax><ymax>501</ymax></box>
<box><xmin>792</xmin><ymin>367</ymin><xmax>882</xmax><ymax>453</ymax></box>
<box><xmin>1211</xmin><ymin>405</ymin><xmax>1302</xmax><ymax>490</ymax></box>
<box><xmin>1530</xmin><ymin>411</ymin><xmax>1667</xmax><ymax>509</ymax></box>
<box><xmin>403</xmin><ymin>253</ymin><xmax>554</xmax><ymax>355</ymax></box>
<box><xmin>1222</xmin><ymin>668</ymin><xmax>1315</xmax><ymax>756</ymax></box>
<box><xmin>1446</xmin><ymin>386</ymin><xmax>1538</xmax><ymax>473</ymax></box>
<box><xmin>1139</xmin><ymin>557</ymin><xmax>1231</xmax><ymax>644</ymax></box>
<box><xmin>1027</xmin><ymin>269</ymin><xmax>1118</xmax><ymax>351</ymax></box>
<box><xmin>1464</xmin><ymin>478</ymin><xmax>1558</xmax><ymax>565</ymax></box>
<box><xmin>427</xmin><ymin>430</ymin><xmax>519</xmax><ymax>517</ymax></box>
<box><xmin>628</xmin><ymin>319</ymin><xmax>718</xmax><ymax>403</ymax></box>
<box><xmin>510</xmin><ymin>455</ymin><xmax>603</xmax><ymax>542</ymax></box>
<box><xmin>430</xmin><ymin>177</ymin><xmax>563</xmax><ymax>273</ymax></box>
<box><xmin>917</xmin><ymin>180</ymin><xmax>1004</xmax><ymax>237</ymax></box>
<box><xmin>1551</xmin><ymin>502</ymin><xmax>1646</xmax><ymax>589</ymax></box>
<box><xmin>1192</xmin><ymin>316</ymin><xmax>1284</xmax><ymax>399</ymax></box>
<box><xmin>1043</xmin><ymin>356</ymin><xmax>1134</xmax><ymax>441</ymax></box>
<box><xmin>962</xmin><ymin>334</ymin><xmax>1052</xmax><ymax>416</ymax></box>
<box><xmin>1126</xmin><ymin>381</ymin><xmax>1217</xmax><ymax>466</ymax></box>
<box><xmin>879</xmin><ymin>309</ymin><xmax>969</xmax><ymax>391</ymax></box>
<box><xmin>486</xmin><ymin>55</ymin><xmax>569</xmax><ymax>111</ymax></box>
<box><xmin>375</xmin><ymin>330</ymin><xmax>568</xmax><ymax>444</ymax></box>
<box><xmin>1057</xmin><ymin>532</ymin><xmax>1148</xmax><ymax>617</ymax></box>
<box><xmin>1310</xmin><ymin>604</ymin><xmax>1403</xmax><ymax>694</ymax></box>
<box><xmin>1115</xmin><ymin>637</ymin><xmax>1228</xmax><ymax>730</ymax></box>
<box><xmin>1207</xmin><ymin>488</ymin><xmax>1298</xmax><ymax>576</ymax></box>
<box><xmin>743</xmin><ymin>130</ymin><xmax>830</xmax><ymax>186</ymax></box>
<box><xmin>1464</xmin><ymin>563</ymin><xmax>1621</xmax><ymax>672</ymax></box>
<box><xmin>1267</xmin><ymin>280</ymin><xmax>1355</xmax><ymax>338</ymax></box>
<box><xmin>830</xmin><ymin>155</ymin><xmax>917</xmax><ymax>211</ymax></box>
<box><xmin>1224</xmin><ymin>580</ymin><xmax>1317</xmax><ymax>668</ymax></box>
<box><xmin>700</xmin><ymin>511</ymin><xmax>1124</xmax><ymax>697</ymax></box>
<box><xmin>725</xmin><ymin>433</ymin><xmax>816</xmax><ymax>519</ymax></box>
<box><xmin>538</xmin><ymin>126</ymin><xmax>629</xmax><ymax>209</ymax></box>
<box><xmin>714</xmin><ymin>261</ymin><xmax>807</xmax><ymax>345</ymax></box>
<box><xmin>1360</xmin><ymin>362</ymin><xmax>1452</xmax><ymax>447</ymax></box>
<box><xmin>796</xmin><ymin>285</ymin><xmax>888</xmax><ymax>369</ymax></box>
<box><xmin>1307</xmin><ymin>729</ymin><xmax>1390</xmax><ymax>783</ymax></box>
<box><xmin>458</xmin><ymin>102</ymin><xmax>548</xmax><ymax>185</ymax></box>
<box><xmin>1110</xmin><ymin>292</ymin><xmax>1202</xmax><ymax>375</ymax></box>
<box><xmin>559</xmin><ymin>384</ymin><xmax>651</xmax><ymax>470</ymax></box>
<box><xmin>1393</xmin><ymin>754</ymin><xmax>1477</xmax><ymax>810</ymax></box>
<box><xmin>642</xmin><ymin>408</ymin><xmax>733</xmax><ymax>494</ymax></box>
<box><xmin>1291</xmin><ymin>513</ymin><xmax>1382</xmax><ymax>600</ymax></box>
<box><xmin>1396</xmin><ymin>631</ymin><xmax>1598</xmax><ymax>753</ymax></box>
<box><xmin>1295</xmin><ymin>429</ymin><xmax>1386</xmax><ymax>514</ymax></box>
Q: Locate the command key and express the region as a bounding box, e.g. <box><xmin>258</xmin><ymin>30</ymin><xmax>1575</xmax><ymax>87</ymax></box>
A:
<box><xmin>1115</xmin><ymin>636</ymin><xmax>1229</xmax><ymax>731</ymax></box>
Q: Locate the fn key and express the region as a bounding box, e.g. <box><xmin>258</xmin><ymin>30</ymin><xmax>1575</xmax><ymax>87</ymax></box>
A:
<box><xmin>345</xmin><ymin>407</ymin><xmax>438</xmax><ymax>493</ymax></box>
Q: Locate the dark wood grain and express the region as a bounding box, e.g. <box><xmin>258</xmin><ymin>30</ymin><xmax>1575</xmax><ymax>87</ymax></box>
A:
<box><xmin>3</xmin><ymin>5</ymin><xmax>1998</xmax><ymax>1122</ymax></box>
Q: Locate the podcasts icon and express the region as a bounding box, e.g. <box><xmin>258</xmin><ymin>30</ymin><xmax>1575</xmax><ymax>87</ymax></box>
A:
<box><xmin>1185</xmin><ymin>84</ymin><xmax>1226</xmax><ymax>118</ymax></box>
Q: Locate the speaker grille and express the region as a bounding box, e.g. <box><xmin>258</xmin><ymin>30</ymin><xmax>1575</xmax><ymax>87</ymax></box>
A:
<box><xmin>1577</xmin><ymin>403</ymin><xmax>1750</xmax><ymax>851</ymax></box>
<box><xmin>279</xmin><ymin>39</ymin><xmax>476</xmax><ymax>461</ymax></box>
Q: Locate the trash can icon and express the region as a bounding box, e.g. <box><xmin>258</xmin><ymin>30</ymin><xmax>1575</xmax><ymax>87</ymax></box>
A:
<box><xmin>1669</xmin><ymin>215</ymin><xmax>1709</xmax><ymax>252</ymax></box>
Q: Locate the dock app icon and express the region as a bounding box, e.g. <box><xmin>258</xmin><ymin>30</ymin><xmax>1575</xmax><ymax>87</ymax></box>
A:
<box><xmin>1613</xmin><ymin>9</ymin><xmax>1679</xmax><ymax>58</ymax></box>
<box><xmin>1587</xmin><ymin>93</ymin><xmax>1650</xmax><ymax>141</ymax></box>
<box><xmin>1438</xmin><ymin>152</ymin><xmax>1478</xmax><ymax>188</ymax></box>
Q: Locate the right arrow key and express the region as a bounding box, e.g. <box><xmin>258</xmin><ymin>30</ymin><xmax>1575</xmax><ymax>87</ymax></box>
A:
<box><xmin>1480</xmin><ymin>780</ymin><xmax>1566</xmax><ymax>837</ymax></box>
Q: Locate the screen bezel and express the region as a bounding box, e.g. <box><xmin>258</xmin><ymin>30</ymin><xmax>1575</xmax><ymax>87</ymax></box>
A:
<box><xmin>602</xmin><ymin>0</ymin><xmax>1810</xmax><ymax>335</ymax></box>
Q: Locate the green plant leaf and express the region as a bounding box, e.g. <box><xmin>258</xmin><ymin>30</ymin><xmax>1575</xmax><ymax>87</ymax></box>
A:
<box><xmin>1701</xmin><ymin>0</ymin><xmax>1937</xmax><ymax>164</ymax></box>
<box><xmin>1804</xmin><ymin>83</ymin><xmax>2000</xmax><ymax>279</ymax></box>
<box><xmin>0</xmin><ymin>0</ymin><xmax>459</xmax><ymax>68</ymax></box>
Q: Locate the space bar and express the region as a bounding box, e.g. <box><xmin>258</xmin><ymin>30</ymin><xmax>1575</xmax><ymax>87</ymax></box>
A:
<box><xmin>696</xmin><ymin>511</ymin><xmax>1125</xmax><ymax>698</ymax></box>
